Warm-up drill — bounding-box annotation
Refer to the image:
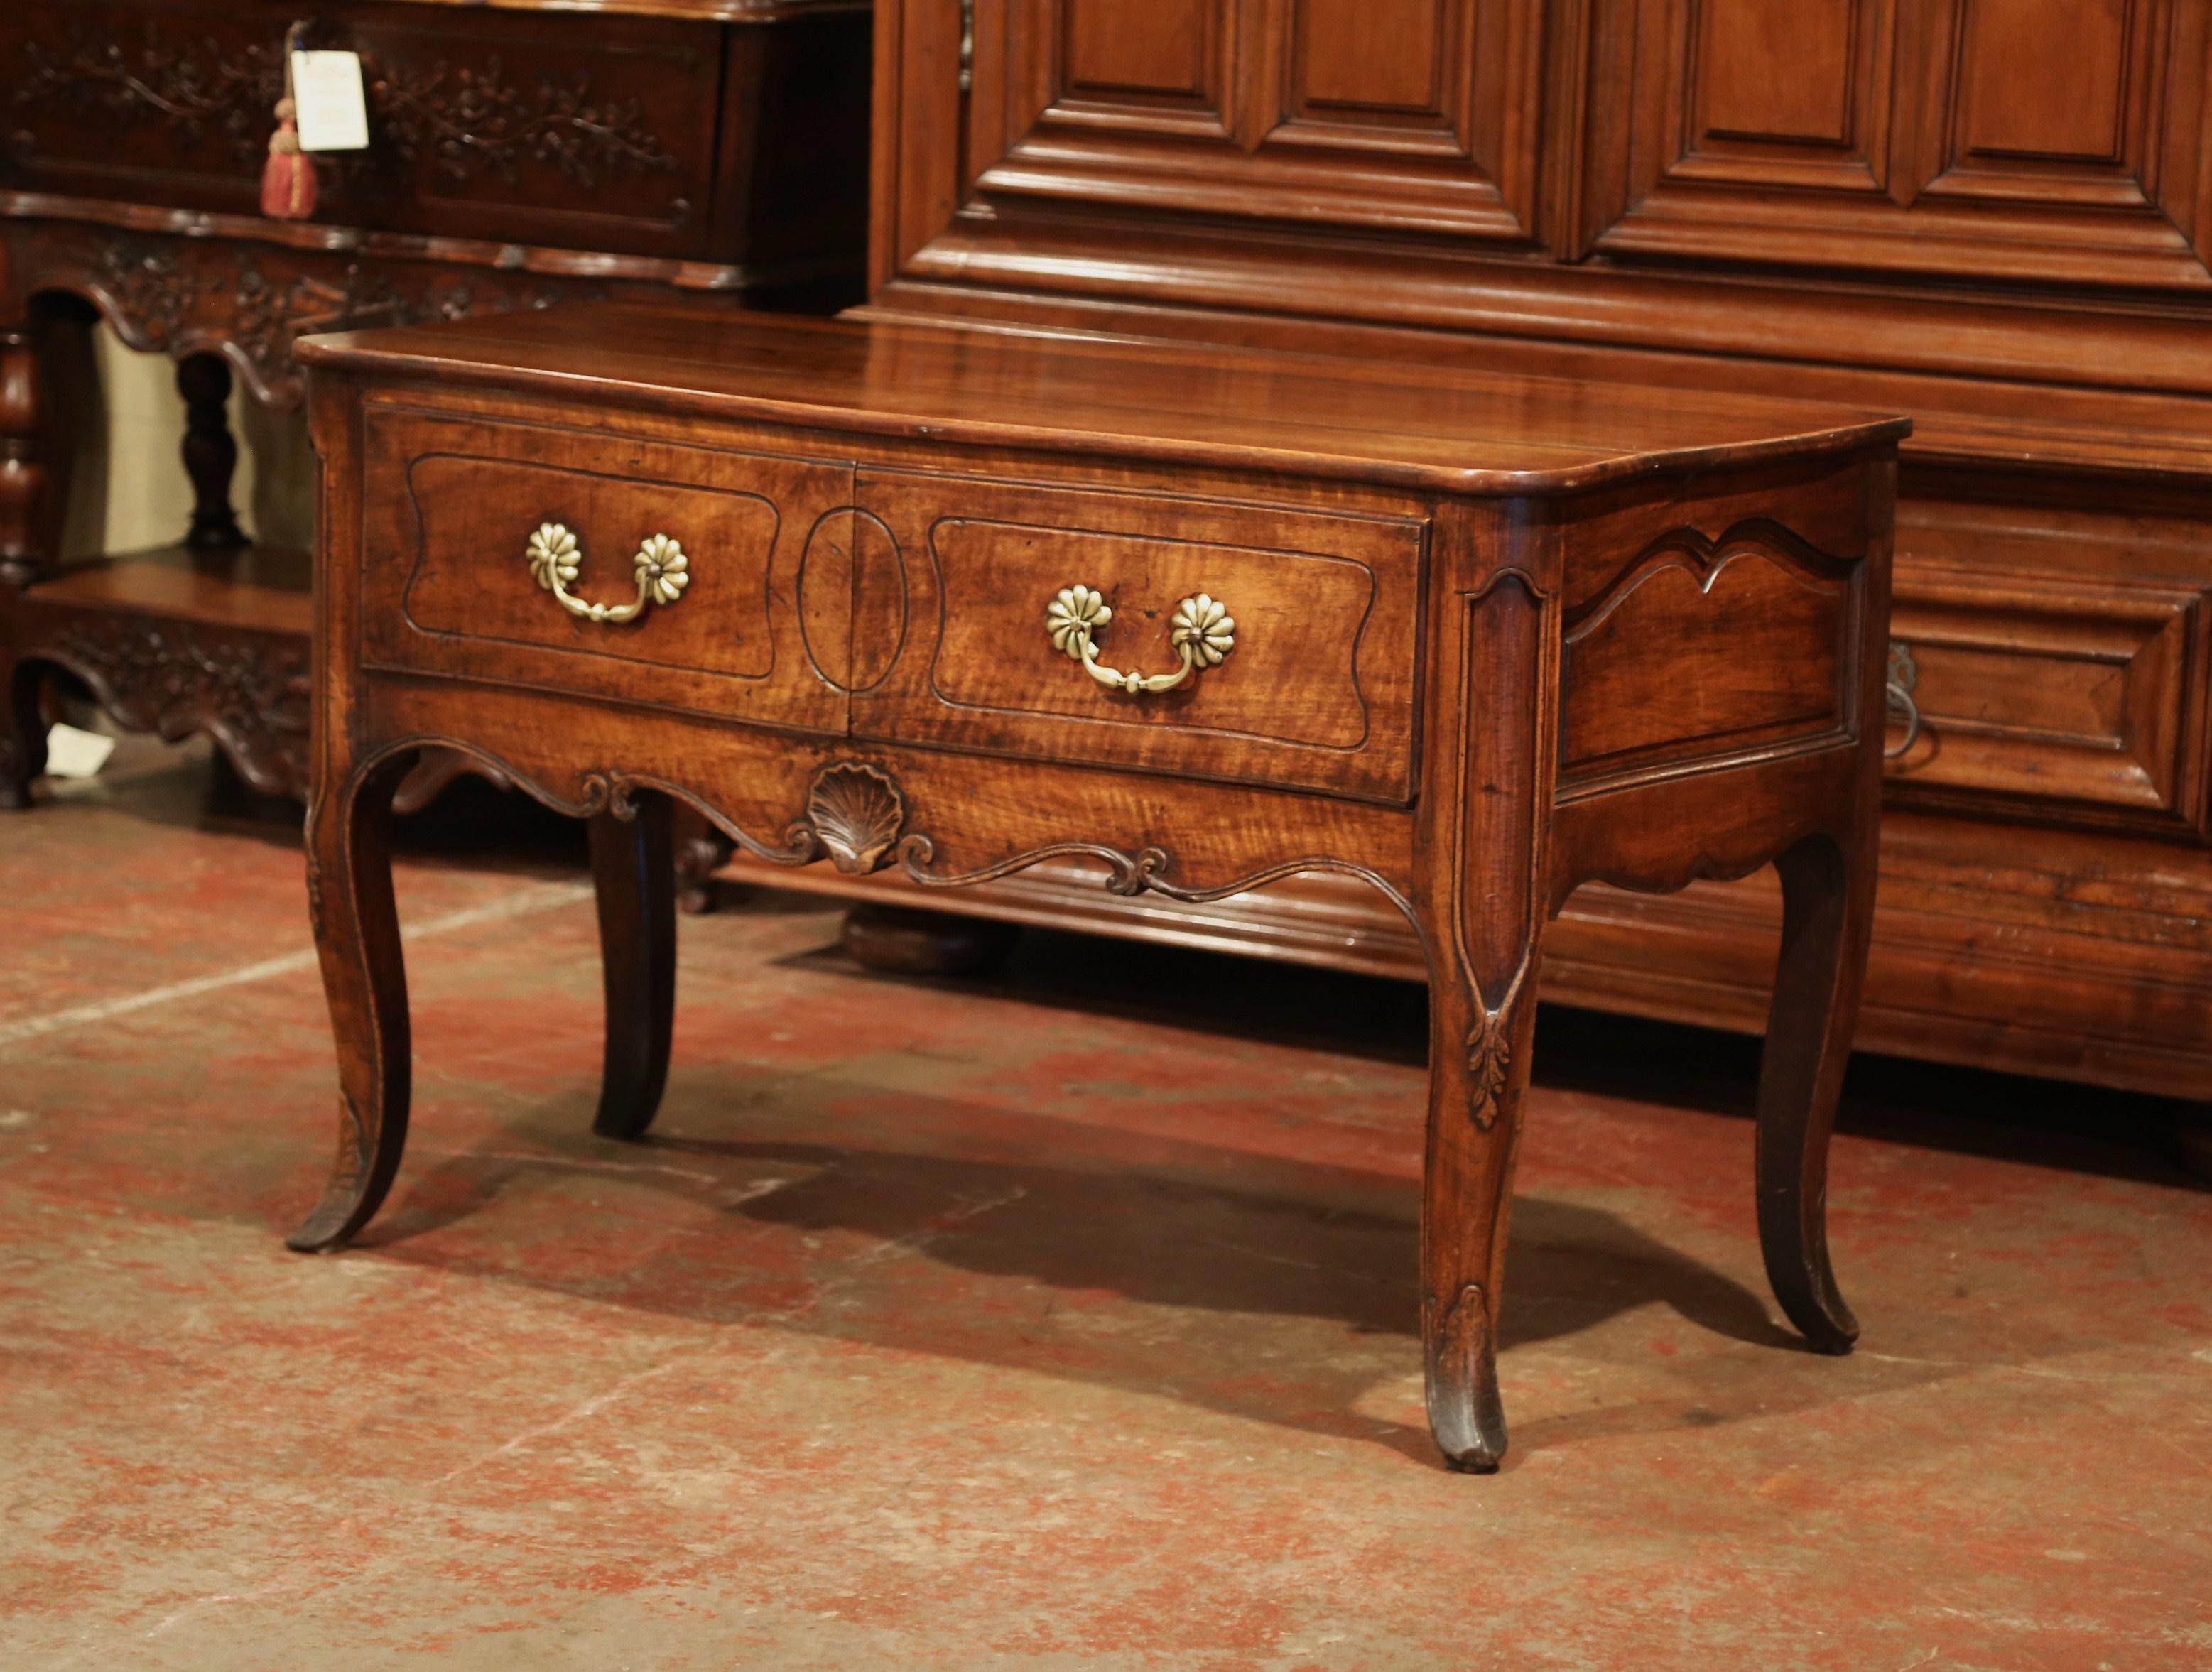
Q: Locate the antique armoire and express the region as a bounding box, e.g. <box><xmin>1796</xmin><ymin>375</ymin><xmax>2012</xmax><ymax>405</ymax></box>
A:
<box><xmin>721</xmin><ymin>0</ymin><xmax>2212</xmax><ymax>1106</ymax></box>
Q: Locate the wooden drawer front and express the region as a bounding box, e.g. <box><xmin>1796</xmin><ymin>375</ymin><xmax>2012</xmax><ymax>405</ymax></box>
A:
<box><xmin>852</xmin><ymin>473</ymin><xmax>1426</xmax><ymax>802</ymax></box>
<box><xmin>359</xmin><ymin>407</ymin><xmax>852</xmax><ymax>735</ymax></box>
<box><xmin>1885</xmin><ymin>567</ymin><xmax>2208</xmax><ymax>830</ymax></box>
<box><xmin>4</xmin><ymin>0</ymin><xmax>723</xmax><ymax>259</ymax></box>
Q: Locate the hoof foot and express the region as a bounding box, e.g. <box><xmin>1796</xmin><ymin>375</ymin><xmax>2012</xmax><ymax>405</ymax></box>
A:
<box><xmin>285</xmin><ymin>1204</ymin><xmax>359</xmax><ymax>1254</ymax></box>
<box><xmin>1426</xmin><ymin>1281</ymin><xmax>1509</xmax><ymax>1474</ymax></box>
<box><xmin>1793</xmin><ymin>1305</ymin><xmax>1860</xmax><ymax>1357</ymax></box>
<box><xmin>592</xmin><ymin>1100</ymin><xmax>658</xmax><ymax>1144</ymax></box>
<box><xmin>286</xmin><ymin>1167</ymin><xmax>380</xmax><ymax>1254</ymax></box>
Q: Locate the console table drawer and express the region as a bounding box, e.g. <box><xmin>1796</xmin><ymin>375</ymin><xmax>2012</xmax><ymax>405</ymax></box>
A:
<box><xmin>852</xmin><ymin>473</ymin><xmax>1428</xmax><ymax>802</ymax></box>
<box><xmin>359</xmin><ymin>408</ymin><xmax>852</xmax><ymax>734</ymax></box>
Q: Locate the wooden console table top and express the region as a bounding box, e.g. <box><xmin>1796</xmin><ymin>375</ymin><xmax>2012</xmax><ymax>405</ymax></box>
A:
<box><xmin>311</xmin><ymin>305</ymin><xmax>1898</xmax><ymax>489</ymax></box>
<box><xmin>295</xmin><ymin>307</ymin><xmax>1904</xmax><ymax>1470</ymax></box>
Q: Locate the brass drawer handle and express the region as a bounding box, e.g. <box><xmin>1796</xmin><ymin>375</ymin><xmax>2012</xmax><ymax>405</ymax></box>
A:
<box><xmin>526</xmin><ymin>522</ymin><xmax>691</xmax><ymax>624</ymax></box>
<box><xmin>1046</xmin><ymin>585</ymin><xmax>1235</xmax><ymax>694</ymax></box>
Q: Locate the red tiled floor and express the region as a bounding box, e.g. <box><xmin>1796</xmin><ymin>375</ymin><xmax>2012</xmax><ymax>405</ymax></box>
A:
<box><xmin>3</xmin><ymin>739</ymin><xmax>2209</xmax><ymax>1668</ymax></box>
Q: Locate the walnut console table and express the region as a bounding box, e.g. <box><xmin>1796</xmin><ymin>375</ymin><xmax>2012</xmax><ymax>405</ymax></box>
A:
<box><xmin>294</xmin><ymin>307</ymin><xmax>1904</xmax><ymax>1470</ymax></box>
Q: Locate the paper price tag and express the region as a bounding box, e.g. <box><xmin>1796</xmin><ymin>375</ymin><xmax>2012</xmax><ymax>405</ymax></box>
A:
<box><xmin>291</xmin><ymin>50</ymin><xmax>369</xmax><ymax>152</ymax></box>
<box><xmin>44</xmin><ymin>723</ymin><xmax>116</xmax><ymax>781</ymax></box>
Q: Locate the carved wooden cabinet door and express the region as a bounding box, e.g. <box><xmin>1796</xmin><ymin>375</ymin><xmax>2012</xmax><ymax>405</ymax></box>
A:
<box><xmin>1580</xmin><ymin>0</ymin><xmax>2212</xmax><ymax>293</ymax></box>
<box><xmin>960</xmin><ymin>0</ymin><xmax>1551</xmax><ymax>245</ymax></box>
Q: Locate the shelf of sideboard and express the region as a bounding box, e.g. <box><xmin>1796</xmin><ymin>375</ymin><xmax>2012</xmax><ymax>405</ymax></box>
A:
<box><xmin>23</xmin><ymin>543</ymin><xmax>313</xmax><ymax>635</ymax></box>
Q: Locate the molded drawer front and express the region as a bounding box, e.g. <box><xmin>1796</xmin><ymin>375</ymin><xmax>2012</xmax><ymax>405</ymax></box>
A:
<box><xmin>359</xmin><ymin>405</ymin><xmax>853</xmax><ymax>734</ymax></box>
<box><xmin>1885</xmin><ymin>564</ymin><xmax>2208</xmax><ymax>830</ymax></box>
<box><xmin>851</xmin><ymin>472</ymin><xmax>1426</xmax><ymax>802</ymax></box>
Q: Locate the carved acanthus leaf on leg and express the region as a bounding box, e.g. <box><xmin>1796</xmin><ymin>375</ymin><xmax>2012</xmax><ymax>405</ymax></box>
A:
<box><xmin>1460</xmin><ymin>963</ymin><xmax>1529</xmax><ymax>1132</ymax></box>
<box><xmin>1464</xmin><ymin>1007</ymin><xmax>1510</xmax><ymax>1131</ymax></box>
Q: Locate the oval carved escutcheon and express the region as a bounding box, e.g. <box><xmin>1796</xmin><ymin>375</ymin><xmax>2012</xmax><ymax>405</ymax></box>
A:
<box><xmin>797</xmin><ymin>506</ymin><xmax>906</xmax><ymax>693</ymax></box>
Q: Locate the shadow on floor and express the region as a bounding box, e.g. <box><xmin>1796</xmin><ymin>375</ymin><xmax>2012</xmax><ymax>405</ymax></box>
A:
<box><xmin>781</xmin><ymin>914</ymin><xmax>2211</xmax><ymax>1195</ymax></box>
<box><xmin>363</xmin><ymin>1065</ymin><xmax>1900</xmax><ymax>1467</ymax></box>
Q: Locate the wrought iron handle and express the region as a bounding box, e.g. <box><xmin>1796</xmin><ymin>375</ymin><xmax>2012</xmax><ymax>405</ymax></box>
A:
<box><xmin>526</xmin><ymin>521</ymin><xmax>691</xmax><ymax>624</ymax></box>
<box><xmin>1885</xmin><ymin>640</ymin><xmax>1921</xmax><ymax>759</ymax></box>
<box><xmin>1046</xmin><ymin>585</ymin><xmax>1235</xmax><ymax>694</ymax></box>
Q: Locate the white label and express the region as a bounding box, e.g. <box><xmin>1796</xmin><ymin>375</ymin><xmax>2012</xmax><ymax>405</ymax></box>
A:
<box><xmin>291</xmin><ymin>50</ymin><xmax>370</xmax><ymax>152</ymax></box>
<box><xmin>44</xmin><ymin>723</ymin><xmax>116</xmax><ymax>781</ymax></box>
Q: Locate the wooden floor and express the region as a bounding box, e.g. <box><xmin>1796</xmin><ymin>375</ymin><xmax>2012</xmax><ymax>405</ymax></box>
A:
<box><xmin>3</xmin><ymin>737</ymin><xmax>2208</xmax><ymax>1669</ymax></box>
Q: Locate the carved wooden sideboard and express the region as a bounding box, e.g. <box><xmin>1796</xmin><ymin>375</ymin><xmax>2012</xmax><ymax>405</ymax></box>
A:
<box><xmin>0</xmin><ymin>0</ymin><xmax>869</xmax><ymax>806</ymax></box>
<box><xmin>292</xmin><ymin>304</ymin><xmax>1902</xmax><ymax>1467</ymax></box>
<box><xmin>715</xmin><ymin>0</ymin><xmax>2212</xmax><ymax>1105</ymax></box>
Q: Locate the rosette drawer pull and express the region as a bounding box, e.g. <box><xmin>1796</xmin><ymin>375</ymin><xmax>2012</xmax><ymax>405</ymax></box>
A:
<box><xmin>1045</xmin><ymin>585</ymin><xmax>1235</xmax><ymax>695</ymax></box>
<box><xmin>526</xmin><ymin>522</ymin><xmax>691</xmax><ymax>624</ymax></box>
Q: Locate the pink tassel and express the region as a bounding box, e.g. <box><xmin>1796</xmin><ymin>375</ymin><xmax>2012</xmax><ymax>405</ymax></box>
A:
<box><xmin>260</xmin><ymin>97</ymin><xmax>318</xmax><ymax>221</ymax></box>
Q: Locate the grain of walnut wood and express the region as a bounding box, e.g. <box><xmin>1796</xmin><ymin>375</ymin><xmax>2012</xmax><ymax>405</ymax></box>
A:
<box><xmin>288</xmin><ymin>308</ymin><xmax>1900</xmax><ymax>1471</ymax></box>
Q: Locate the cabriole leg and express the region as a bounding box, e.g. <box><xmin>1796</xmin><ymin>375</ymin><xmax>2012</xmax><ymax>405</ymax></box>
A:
<box><xmin>1414</xmin><ymin>563</ymin><xmax>1556</xmax><ymax>1472</ymax></box>
<box><xmin>288</xmin><ymin>750</ymin><xmax>417</xmax><ymax>1253</ymax></box>
<box><xmin>1421</xmin><ymin>956</ymin><xmax>1541</xmax><ymax>1472</ymax></box>
<box><xmin>1755</xmin><ymin>830</ymin><xmax>1873</xmax><ymax>1352</ymax></box>
<box><xmin>590</xmin><ymin>791</ymin><xmax>676</xmax><ymax>1141</ymax></box>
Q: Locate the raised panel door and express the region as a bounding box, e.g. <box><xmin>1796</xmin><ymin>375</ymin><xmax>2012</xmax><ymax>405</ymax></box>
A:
<box><xmin>967</xmin><ymin>0</ymin><xmax>1550</xmax><ymax>242</ymax></box>
<box><xmin>1583</xmin><ymin>0</ymin><xmax>2212</xmax><ymax>292</ymax></box>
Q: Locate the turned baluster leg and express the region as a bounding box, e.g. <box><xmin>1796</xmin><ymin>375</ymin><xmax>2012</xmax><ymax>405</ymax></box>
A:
<box><xmin>178</xmin><ymin>353</ymin><xmax>246</xmax><ymax>551</ymax></box>
<box><xmin>0</xmin><ymin>651</ymin><xmax>47</xmax><ymax>810</ymax></box>
<box><xmin>590</xmin><ymin>791</ymin><xmax>677</xmax><ymax>1141</ymax></box>
<box><xmin>673</xmin><ymin>805</ymin><xmax>732</xmax><ymax>915</ymax></box>
<box><xmin>288</xmin><ymin>749</ymin><xmax>418</xmax><ymax>1252</ymax></box>
<box><xmin>0</xmin><ymin>320</ymin><xmax>63</xmax><ymax>591</ymax></box>
<box><xmin>2</xmin><ymin>316</ymin><xmax>63</xmax><ymax>808</ymax></box>
<box><xmin>1416</xmin><ymin>562</ymin><xmax>1558</xmax><ymax>1471</ymax></box>
<box><xmin>1754</xmin><ymin>826</ymin><xmax>1874</xmax><ymax>1352</ymax></box>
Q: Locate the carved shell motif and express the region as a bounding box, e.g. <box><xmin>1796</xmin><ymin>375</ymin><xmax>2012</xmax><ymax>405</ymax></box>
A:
<box><xmin>807</xmin><ymin>763</ymin><xmax>904</xmax><ymax>874</ymax></box>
